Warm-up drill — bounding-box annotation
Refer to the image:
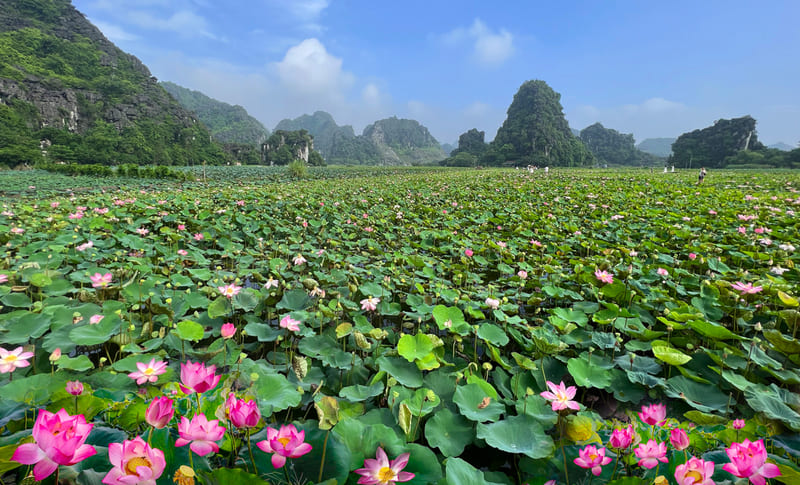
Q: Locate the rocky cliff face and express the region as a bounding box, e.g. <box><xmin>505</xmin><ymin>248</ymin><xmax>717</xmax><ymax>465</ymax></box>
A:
<box><xmin>0</xmin><ymin>0</ymin><xmax>222</xmax><ymax>166</ymax></box>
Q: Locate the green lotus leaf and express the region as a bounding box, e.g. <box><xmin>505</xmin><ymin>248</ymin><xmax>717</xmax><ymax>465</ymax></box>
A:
<box><xmin>651</xmin><ymin>342</ymin><xmax>692</xmax><ymax>366</ymax></box>
<box><xmin>444</xmin><ymin>457</ymin><xmax>505</xmax><ymax>485</ymax></box>
<box><xmin>453</xmin><ymin>383</ymin><xmax>505</xmax><ymax>422</ymax></box>
<box><xmin>397</xmin><ymin>333</ymin><xmax>435</xmax><ymax>362</ymax></box>
<box><xmin>277</xmin><ymin>289</ymin><xmax>311</xmax><ymax>311</ymax></box>
<box><xmin>339</xmin><ymin>382</ymin><xmax>384</xmax><ymax>402</ymax></box>
<box><xmin>476</xmin><ymin>414</ymin><xmax>554</xmax><ymax>459</ymax></box>
<box><xmin>174</xmin><ymin>320</ymin><xmax>204</xmax><ymax>342</ymax></box>
<box><xmin>664</xmin><ymin>376</ymin><xmax>729</xmax><ymax>413</ymax></box>
<box><xmin>68</xmin><ymin>315</ymin><xmax>121</xmax><ymax>346</ymax></box>
<box><xmin>376</xmin><ymin>356</ymin><xmax>423</xmax><ymax>388</ymax></box>
<box><xmin>567</xmin><ymin>355</ymin><xmax>613</xmax><ymax>389</ymax></box>
<box><xmin>477</xmin><ymin>323</ymin><xmax>509</xmax><ymax>346</ymax></box>
<box><xmin>424</xmin><ymin>408</ymin><xmax>474</xmax><ymax>457</ymax></box>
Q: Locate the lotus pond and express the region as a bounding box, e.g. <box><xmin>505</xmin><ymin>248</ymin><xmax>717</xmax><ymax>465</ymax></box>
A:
<box><xmin>1</xmin><ymin>167</ymin><xmax>800</xmax><ymax>485</ymax></box>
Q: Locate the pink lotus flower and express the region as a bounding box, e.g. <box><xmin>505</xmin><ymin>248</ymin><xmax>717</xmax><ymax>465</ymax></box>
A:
<box><xmin>485</xmin><ymin>297</ymin><xmax>500</xmax><ymax>310</ymax></box>
<box><xmin>0</xmin><ymin>274</ymin><xmax>7</xmax><ymax>284</ymax></box>
<box><xmin>639</xmin><ymin>403</ymin><xmax>667</xmax><ymax>426</ymax></box>
<box><xmin>256</xmin><ymin>424</ymin><xmax>313</xmax><ymax>469</ymax></box>
<box><xmin>689</xmin><ymin>253</ymin><xmax>697</xmax><ymax>260</ymax></box>
<box><xmin>89</xmin><ymin>314</ymin><xmax>104</xmax><ymax>324</ymax></box>
<box><xmin>264</xmin><ymin>277</ymin><xmax>279</xmax><ymax>289</ymax></box>
<box><xmin>361</xmin><ymin>296</ymin><xmax>381</xmax><ymax>312</ymax></box>
<box><xmin>464</xmin><ymin>248</ymin><xmax>474</xmax><ymax>257</ymax></box>
<box><xmin>102</xmin><ymin>436</ymin><xmax>165</xmax><ymax>485</ymax></box>
<box><xmin>609</xmin><ymin>425</ymin><xmax>635</xmax><ymax>450</ymax></box>
<box><xmin>177</xmin><ymin>249</ymin><xmax>188</xmax><ymax>256</ymax></box>
<box><xmin>12</xmin><ymin>409</ymin><xmax>96</xmax><ymax>480</ymax></box>
<box><xmin>292</xmin><ymin>254</ymin><xmax>307</xmax><ymax>265</ymax></box>
<box><xmin>517</xmin><ymin>270</ymin><xmax>528</xmax><ymax>279</ymax></box>
<box><xmin>674</xmin><ymin>456</ymin><xmax>715</xmax><ymax>485</ymax></box>
<box><xmin>145</xmin><ymin>396</ymin><xmax>174</xmax><ymax>429</ymax></box>
<box><xmin>634</xmin><ymin>439</ymin><xmax>668</xmax><ymax>469</ymax></box>
<box><xmin>540</xmin><ymin>381</ymin><xmax>580</xmax><ymax>412</ymax></box>
<box><xmin>531</xmin><ymin>240</ymin><xmax>543</xmax><ymax>247</ymax></box>
<box><xmin>574</xmin><ymin>445</ymin><xmax>613</xmax><ymax>476</ymax></box>
<box><xmin>595</xmin><ymin>269</ymin><xmax>614</xmax><ymax>284</ymax></box>
<box><xmin>657</xmin><ymin>268</ymin><xmax>669</xmax><ymax>277</ymax></box>
<box><xmin>193</xmin><ymin>233</ymin><xmax>204</xmax><ymax>241</ymax></box>
<box><xmin>49</xmin><ymin>348</ymin><xmax>62</xmax><ymax>362</ymax></box>
<box><xmin>76</xmin><ymin>241</ymin><xmax>93</xmax><ymax>252</ymax></box>
<box><xmin>354</xmin><ymin>446</ymin><xmax>414</xmax><ymax>485</ymax></box>
<box><xmin>280</xmin><ymin>314</ymin><xmax>301</xmax><ymax>332</ymax></box>
<box><xmin>128</xmin><ymin>358</ymin><xmax>168</xmax><ymax>385</ymax></box>
<box><xmin>136</xmin><ymin>227</ymin><xmax>149</xmax><ymax>236</ymax></box>
<box><xmin>226</xmin><ymin>393</ymin><xmax>261</xmax><ymax>429</ymax></box>
<box><xmin>670</xmin><ymin>428</ymin><xmax>690</xmax><ymax>451</ymax></box>
<box><xmin>180</xmin><ymin>360</ymin><xmax>220</xmax><ymax>394</ymax></box>
<box><xmin>738</xmin><ymin>226</ymin><xmax>747</xmax><ymax>234</ymax></box>
<box><xmin>0</xmin><ymin>346</ymin><xmax>34</xmax><ymax>374</ymax></box>
<box><xmin>66</xmin><ymin>380</ymin><xmax>84</xmax><ymax>396</ymax></box>
<box><xmin>722</xmin><ymin>439</ymin><xmax>781</xmax><ymax>485</ymax></box>
<box><xmin>177</xmin><ymin>224</ymin><xmax>186</xmax><ymax>230</ymax></box>
<box><xmin>732</xmin><ymin>419</ymin><xmax>746</xmax><ymax>430</ymax></box>
<box><xmin>175</xmin><ymin>414</ymin><xmax>226</xmax><ymax>457</ymax></box>
<box><xmin>218</xmin><ymin>283</ymin><xmax>242</xmax><ymax>298</ymax></box>
<box><xmin>731</xmin><ymin>282</ymin><xmax>763</xmax><ymax>295</ymax></box>
<box><xmin>221</xmin><ymin>323</ymin><xmax>236</xmax><ymax>339</ymax></box>
<box><xmin>90</xmin><ymin>272</ymin><xmax>113</xmax><ymax>288</ymax></box>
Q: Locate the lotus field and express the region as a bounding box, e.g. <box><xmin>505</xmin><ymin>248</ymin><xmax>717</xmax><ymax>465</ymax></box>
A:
<box><xmin>2</xmin><ymin>167</ymin><xmax>800</xmax><ymax>485</ymax></box>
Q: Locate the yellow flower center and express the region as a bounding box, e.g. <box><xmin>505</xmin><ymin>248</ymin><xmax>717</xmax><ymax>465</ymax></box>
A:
<box><xmin>125</xmin><ymin>457</ymin><xmax>152</xmax><ymax>475</ymax></box>
<box><xmin>377</xmin><ymin>466</ymin><xmax>396</xmax><ymax>482</ymax></box>
<box><xmin>144</xmin><ymin>367</ymin><xmax>154</xmax><ymax>375</ymax></box>
<box><xmin>3</xmin><ymin>355</ymin><xmax>17</xmax><ymax>363</ymax></box>
<box><xmin>277</xmin><ymin>437</ymin><xmax>291</xmax><ymax>448</ymax></box>
<box><xmin>684</xmin><ymin>470</ymin><xmax>702</xmax><ymax>483</ymax></box>
<box><xmin>589</xmin><ymin>453</ymin><xmax>598</xmax><ymax>461</ymax></box>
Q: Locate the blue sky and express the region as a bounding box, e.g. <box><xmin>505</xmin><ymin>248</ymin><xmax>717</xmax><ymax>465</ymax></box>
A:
<box><xmin>71</xmin><ymin>0</ymin><xmax>799</xmax><ymax>146</ymax></box>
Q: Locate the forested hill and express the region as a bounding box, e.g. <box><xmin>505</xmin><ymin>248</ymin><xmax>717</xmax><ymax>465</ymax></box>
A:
<box><xmin>0</xmin><ymin>0</ymin><xmax>225</xmax><ymax>168</ymax></box>
<box><xmin>275</xmin><ymin>111</ymin><xmax>355</xmax><ymax>159</ymax></box>
<box><xmin>275</xmin><ymin>112</ymin><xmax>446</xmax><ymax>165</ymax></box>
<box><xmin>161</xmin><ymin>81</ymin><xmax>269</xmax><ymax>145</ymax></box>
<box><xmin>579</xmin><ymin>123</ymin><xmax>663</xmax><ymax>166</ymax></box>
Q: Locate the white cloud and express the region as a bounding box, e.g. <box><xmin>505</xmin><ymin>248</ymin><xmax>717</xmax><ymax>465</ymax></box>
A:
<box><xmin>127</xmin><ymin>9</ymin><xmax>216</xmax><ymax>39</ymax></box>
<box><xmin>442</xmin><ymin>19</ymin><xmax>514</xmax><ymax>68</ymax></box>
<box><xmin>274</xmin><ymin>38</ymin><xmax>353</xmax><ymax>97</ymax></box>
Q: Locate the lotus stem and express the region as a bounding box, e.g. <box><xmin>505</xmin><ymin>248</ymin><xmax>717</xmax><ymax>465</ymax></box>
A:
<box><xmin>318</xmin><ymin>430</ymin><xmax>330</xmax><ymax>483</ymax></box>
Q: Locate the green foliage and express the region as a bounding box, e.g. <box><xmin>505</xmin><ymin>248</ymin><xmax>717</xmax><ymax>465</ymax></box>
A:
<box><xmin>263</xmin><ymin>130</ymin><xmax>324</xmax><ymax>166</ymax></box>
<box><xmin>0</xmin><ymin>4</ymin><xmax>228</xmax><ymax>168</ymax></box>
<box><xmin>491</xmin><ymin>80</ymin><xmax>594</xmax><ymax>166</ymax></box>
<box><xmin>161</xmin><ymin>81</ymin><xmax>270</xmax><ymax>145</ymax></box>
<box><xmin>288</xmin><ymin>159</ymin><xmax>308</xmax><ymax>178</ymax></box>
<box><xmin>670</xmin><ymin>116</ymin><xmax>764</xmax><ymax>168</ymax></box>
<box><xmin>579</xmin><ymin>122</ymin><xmax>662</xmax><ymax>166</ymax></box>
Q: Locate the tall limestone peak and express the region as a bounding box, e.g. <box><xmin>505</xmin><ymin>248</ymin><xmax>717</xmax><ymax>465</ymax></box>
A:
<box><xmin>491</xmin><ymin>80</ymin><xmax>593</xmax><ymax>166</ymax></box>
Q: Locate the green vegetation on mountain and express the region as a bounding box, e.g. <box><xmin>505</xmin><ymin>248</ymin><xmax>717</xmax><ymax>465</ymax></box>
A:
<box><xmin>669</xmin><ymin>116</ymin><xmax>800</xmax><ymax>169</ymax></box>
<box><xmin>669</xmin><ymin>116</ymin><xmax>764</xmax><ymax>168</ymax></box>
<box><xmin>161</xmin><ymin>81</ymin><xmax>269</xmax><ymax>145</ymax></box>
<box><xmin>0</xmin><ymin>0</ymin><xmax>226</xmax><ymax>168</ymax></box>
<box><xmin>362</xmin><ymin>117</ymin><xmax>447</xmax><ymax>165</ymax></box>
<box><xmin>262</xmin><ymin>130</ymin><xmax>324</xmax><ymax>166</ymax></box>
<box><xmin>275</xmin><ymin>111</ymin><xmax>355</xmax><ymax>159</ymax></box>
<box><xmin>275</xmin><ymin>112</ymin><xmax>445</xmax><ymax>165</ymax></box>
<box><xmin>489</xmin><ymin>80</ymin><xmax>593</xmax><ymax>166</ymax></box>
<box><xmin>636</xmin><ymin>137</ymin><xmax>675</xmax><ymax>157</ymax></box>
<box><xmin>579</xmin><ymin>123</ymin><xmax>662</xmax><ymax>166</ymax></box>
<box><xmin>768</xmin><ymin>142</ymin><xmax>794</xmax><ymax>152</ymax></box>
<box><xmin>441</xmin><ymin>128</ymin><xmax>487</xmax><ymax>167</ymax></box>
